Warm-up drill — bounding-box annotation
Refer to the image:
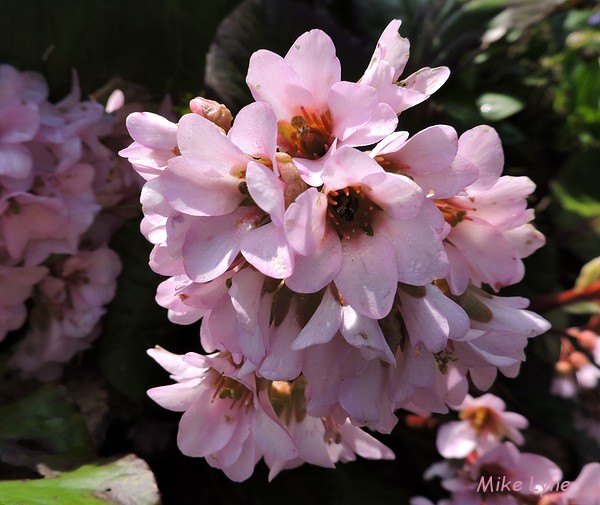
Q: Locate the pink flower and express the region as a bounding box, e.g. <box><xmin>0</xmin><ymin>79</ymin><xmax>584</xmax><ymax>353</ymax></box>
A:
<box><xmin>551</xmin><ymin>335</ymin><xmax>600</xmax><ymax>397</ymax></box>
<box><xmin>147</xmin><ymin>347</ymin><xmax>298</xmax><ymax>481</ymax></box>
<box><xmin>359</xmin><ymin>20</ymin><xmax>450</xmax><ymax>114</ymax></box>
<box><xmin>284</xmin><ymin>145</ymin><xmax>447</xmax><ymax>318</ymax></box>
<box><xmin>450</xmin><ymin>287</ymin><xmax>550</xmax><ymax>389</ymax></box>
<box><xmin>119</xmin><ymin>111</ymin><xmax>179</xmax><ymax>180</ymax></box>
<box><xmin>153</xmin><ymin>102</ymin><xmax>299</xmax><ymax>281</ymax></box>
<box><xmin>370</xmin><ymin>125</ymin><xmax>478</xmax><ymax>200</ymax></box>
<box><xmin>431</xmin><ymin>442</ymin><xmax>562</xmax><ymax>505</ymax></box>
<box><xmin>1</xmin><ymin>192</ymin><xmax>72</xmax><ymax>264</ymax></box>
<box><xmin>436</xmin><ymin>393</ymin><xmax>528</xmax><ymax>459</ymax></box>
<box><xmin>154</xmin><ymin>276</ymin><xmax>206</xmax><ymax>325</ymax></box>
<box><xmin>10</xmin><ymin>247</ymin><xmax>121</xmax><ymax>379</ymax></box>
<box><xmin>551</xmin><ymin>462</ymin><xmax>600</xmax><ymax>505</ymax></box>
<box><xmin>264</xmin><ymin>378</ymin><xmax>394</xmax><ymax>479</ymax></box>
<box><xmin>371</xmin><ymin>124</ymin><xmax>544</xmax><ymax>295</ymax></box>
<box><xmin>439</xmin><ymin>126</ymin><xmax>545</xmax><ymax>294</ymax></box>
<box><xmin>0</xmin><ymin>65</ymin><xmax>45</xmax><ymax>183</ymax></box>
<box><xmin>120</xmin><ymin>19</ymin><xmax>552</xmax><ymax>482</ymax></box>
<box><xmin>246</xmin><ymin>29</ymin><xmax>398</xmax><ymax>184</ymax></box>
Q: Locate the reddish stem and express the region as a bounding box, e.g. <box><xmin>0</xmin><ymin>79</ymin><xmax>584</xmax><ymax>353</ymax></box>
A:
<box><xmin>530</xmin><ymin>279</ymin><xmax>600</xmax><ymax>313</ymax></box>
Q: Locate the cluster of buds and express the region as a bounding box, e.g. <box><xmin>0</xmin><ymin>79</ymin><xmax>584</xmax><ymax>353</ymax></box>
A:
<box><xmin>121</xmin><ymin>20</ymin><xmax>549</xmax><ymax>480</ymax></box>
<box><xmin>0</xmin><ymin>65</ymin><xmax>138</xmax><ymax>379</ymax></box>
<box><xmin>552</xmin><ymin>327</ymin><xmax>600</xmax><ymax>398</ymax></box>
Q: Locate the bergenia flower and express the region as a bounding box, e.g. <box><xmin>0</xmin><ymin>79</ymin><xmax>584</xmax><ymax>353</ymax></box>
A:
<box><xmin>373</xmin><ymin>124</ymin><xmax>544</xmax><ymax>295</ymax></box>
<box><xmin>0</xmin><ymin>64</ymin><xmax>45</xmax><ymax>183</ymax></box>
<box><xmin>147</xmin><ymin>347</ymin><xmax>298</xmax><ymax>482</ymax></box>
<box><xmin>428</xmin><ymin>442</ymin><xmax>562</xmax><ymax>505</ymax></box>
<box><xmin>10</xmin><ymin>247</ymin><xmax>121</xmax><ymax>380</ymax></box>
<box><xmin>359</xmin><ymin>20</ymin><xmax>450</xmax><ymax>114</ymax></box>
<box><xmin>0</xmin><ymin>64</ymin><xmax>143</xmax><ymax>379</ymax></box>
<box><xmin>147</xmin><ymin>347</ymin><xmax>394</xmax><ymax>481</ymax></box>
<box><xmin>545</xmin><ymin>462</ymin><xmax>600</xmax><ymax>505</ymax></box>
<box><xmin>284</xmin><ymin>145</ymin><xmax>447</xmax><ymax>318</ymax></box>
<box><xmin>450</xmin><ymin>286</ymin><xmax>551</xmax><ymax>390</ymax></box>
<box><xmin>264</xmin><ymin>377</ymin><xmax>394</xmax><ymax>480</ymax></box>
<box><xmin>436</xmin><ymin>393</ymin><xmax>528</xmax><ymax>458</ymax></box>
<box><xmin>246</xmin><ymin>28</ymin><xmax>399</xmax><ymax>184</ymax></box>
<box><xmin>155</xmin><ymin>102</ymin><xmax>299</xmax><ymax>281</ymax></box>
<box><xmin>121</xmin><ymin>18</ymin><xmax>551</xmax><ymax>481</ymax></box>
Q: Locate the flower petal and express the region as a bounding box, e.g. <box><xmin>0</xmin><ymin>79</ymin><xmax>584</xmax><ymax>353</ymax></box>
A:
<box><xmin>284</xmin><ymin>187</ymin><xmax>327</xmax><ymax>255</ymax></box>
<box><xmin>322</xmin><ymin>146</ymin><xmax>383</xmax><ymax>190</ymax></box>
<box><xmin>341</xmin><ymin>305</ymin><xmax>395</xmax><ymax>363</ymax></box>
<box><xmin>246</xmin><ymin>161</ymin><xmax>285</xmax><ymax>225</ymax></box>
<box><xmin>228</xmin><ymin>102</ymin><xmax>277</xmax><ymax>160</ymax></box>
<box><xmin>335</xmin><ymin>232</ymin><xmax>397</xmax><ymax>319</ymax></box>
<box><xmin>246</xmin><ymin>50</ymin><xmax>313</xmax><ymax>119</ymax></box>
<box><xmin>177</xmin><ymin>113</ymin><xmax>249</xmax><ymax>178</ymax></box>
<box><xmin>160</xmin><ymin>156</ymin><xmax>242</xmax><ymax>216</ymax></box>
<box><xmin>285</xmin><ymin>227</ymin><xmax>342</xmax><ymax>293</ymax></box>
<box><xmin>177</xmin><ymin>388</ymin><xmax>238</xmax><ymax>457</ymax></box>
<box><xmin>362</xmin><ymin>171</ymin><xmax>423</xmax><ymax>220</ymax></box>
<box><xmin>328</xmin><ymin>82</ymin><xmax>379</xmax><ymax>141</ymax></box>
<box><xmin>459</xmin><ymin>125</ymin><xmax>504</xmax><ymax>192</ymax></box>
<box><xmin>292</xmin><ymin>287</ymin><xmax>342</xmax><ymax>350</ymax></box>
<box><xmin>379</xmin><ymin>208</ymin><xmax>448</xmax><ymax>285</ymax></box>
<box><xmin>182</xmin><ymin>207</ymin><xmax>260</xmax><ymax>282</ymax></box>
<box><xmin>125</xmin><ymin>111</ymin><xmax>178</xmax><ymax>150</ymax></box>
<box><xmin>342</xmin><ymin>103</ymin><xmax>398</xmax><ymax>147</ymax></box>
<box><xmin>241</xmin><ymin>223</ymin><xmax>294</xmax><ymax>279</ymax></box>
<box><xmin>284</xmin><ymin>30</ymin><xmax>341</xmax><ymax>111</ymax></box>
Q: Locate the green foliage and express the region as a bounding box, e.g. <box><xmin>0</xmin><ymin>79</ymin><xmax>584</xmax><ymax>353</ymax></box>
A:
<box><xmin>0</xmin><ymin>455</ymin><xmax>160</xmax><ymax>505</ymax></box>
<box><xmin>551</xmin><ymin>150</ymin><xmax>600</xmax><ymax>262</ymax></box>
<box><xmin>0</xmin><ymin>385</ymin><xmax>94</xmax><ymax>471</ymax></box>
<box><xmin>476</xmin><ymin>92</ymin><xmax>524</xmax><ymax>121</ymax></box>
<box><xmin>564</xmin><ymin>256</ymin><xmax>600</xmax><ymax>314</ymax></box>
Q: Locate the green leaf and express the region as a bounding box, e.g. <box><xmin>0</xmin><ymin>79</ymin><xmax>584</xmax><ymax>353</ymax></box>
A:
<box><xmin>481</xmin><ymin>0</ymin><xmax>562</xmax><ymax>45</ymax></box>
<box><xmin>0</xmin><ymin>385</ymin><xmax>94</xmax><ymax>470</ymax></box>
<box><xmin>564</xmin><ymin>256</ymin><xmax>600</xmax><ymax>314</ymax></box>
<box><xmin>476</xmin><ymin>92</ymin><xmax>524</xmax><ymax>121</ymax></box>
<box><xmin>462</xmin><ymin>0</ymin><xmax>508</xmax><ymax>11</ymax></box>
<box><xmin>551</xmin><ymin>150</ymin><xmax>600</xmax><ymax>261</ymax></box>
<box><xmin>575</xmin><ymin>256</ymin><xmax>600</xmax><ymax>290</ymax></box>
<box><xmin>0</xmin><ymin>454</ymin><xmax>160</xmax><ymax>505</ymax></box>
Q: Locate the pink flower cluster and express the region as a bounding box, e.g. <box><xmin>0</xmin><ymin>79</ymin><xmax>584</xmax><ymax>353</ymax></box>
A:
<box><xmin>413</xmin><ymin>394</ymin><xmax>600</xmax><ymax>505</ymax></box>
<box><xmin>552</xmin><ymin>327</ymin><xmax>600</xmax><ymax>398</ymax></box>
<box><xmin>0</xmin><ymin>65</ymin><xmax>136</xmax><ymax>379</ymax></box>
<box><xmin>122</xmin><ymin>20</ymin><xmax>549</xmax><ymax>480</ymax></box>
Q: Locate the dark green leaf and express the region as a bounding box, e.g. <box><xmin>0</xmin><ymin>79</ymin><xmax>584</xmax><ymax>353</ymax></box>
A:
<box><xmin>551</xmin><ymin>150</ymin><xmax>600</xmax><ymax>261</ymax></box>
<box><xmin>0</xmin><ymin>386</ymin><xmax>94</xmax><ymax>470</ymax></box>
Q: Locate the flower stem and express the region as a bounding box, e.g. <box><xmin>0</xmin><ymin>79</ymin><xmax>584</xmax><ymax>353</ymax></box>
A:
<box><xmin>530</xmin><ymin>279</ymin><xmax>600</xmax><ymax>312</ymax></box>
